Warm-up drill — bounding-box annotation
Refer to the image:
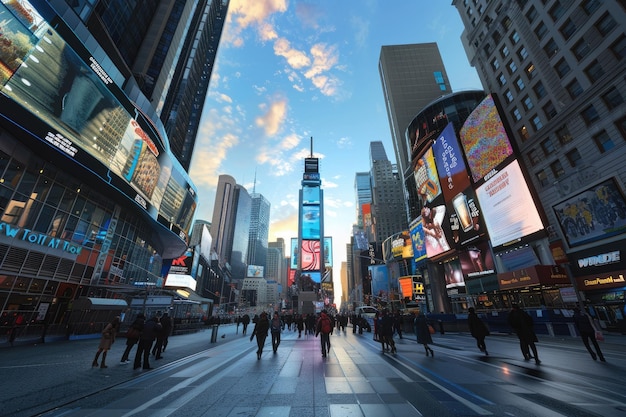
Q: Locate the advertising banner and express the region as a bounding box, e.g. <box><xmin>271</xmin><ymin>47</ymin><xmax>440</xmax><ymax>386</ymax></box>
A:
<box><xmin>300</xmin><ymin>239</ymin><xmax>321</xmax><ymax>271</ymax></box>
<box><xmin>301</xmin><ymin>205</ymin><xmax>321</xmax><ymax>239</ymax></box>
<box><xmin>459</xmin><ymin>94</ymin><xmax>514</xmax><ymax>184</ymax></box>
<box><xmin>552</xmin><ymin>178</ymin><xmax>626</xmax><ymax>247</ymax></box>
<box><xmin>458</xmin><ymin>240</ymin><xmax>496</xmax><ymax>279</ymax></box>
<box><xmin>369</xmin><ymin>265</ymin><xmax>389</xmax><ymax>303</ymax></box>
<box><xmin>476</xmin><ymin>160</ymin><xmax>544</xmax><ymax>247</ymax></box>
<box><xmin>409</xmin><ymin>219</ymin><xmax>427</xmax><ymax>263</ymax></box>
<box><xmin>443</xmin><ymin>258</ymin><xmax>465</xmax><ymax>289</ymax></box>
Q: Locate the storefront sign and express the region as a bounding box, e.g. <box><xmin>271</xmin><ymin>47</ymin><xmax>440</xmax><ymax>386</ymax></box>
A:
<box><xmin>0</xmin><ymin>221</ymin><xmax>82</xmax><ymax>255</ymax></box>
<box><xmin>498</xmin><ymin>265</ymin><xmax>569</xmax><ymax>290</ymax></box>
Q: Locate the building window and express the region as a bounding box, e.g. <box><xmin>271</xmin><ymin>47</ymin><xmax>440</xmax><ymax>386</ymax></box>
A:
<box><xmin>581</xmin><ymin>105</ymin><xmax>600</xmax><ymax>125</ymax></box>
<box><xmin>519</xmin><ymin>125</ymin><xmax>530</xmax><ymax>142</ymax></box>
<box><xmin>543</xmin><ymin>101</ymin><xmax>557</xmax><ymax>120</ymax></box>
<box><xmin>525</xmin><ymin>63</ymin><xmax>537</xmax><ymax>79</ymax></box>
<box><xmin>595</xmin><ymin>13</ymin><xmax>616</xmax><ymax>36</ymax></box>
<box><xmin>610</xmin><ymin>35</ymin><xmax>626</xmax><ymax>59</ymax></box>
<box><xmin>602</xmin><ymin>88</ymin><xmax>624</xmax><ymax>110</ymax></box>
<box><xmin>531</xmin><ymin>115</ymin><xmax>543</xmax><ymax>131</ymax></box>
<box><xmin>528</xmin><ymin>149</ymin><xmax>541</xmax><ymax>164</ymax></box>
<box><xmin>483</xmin><ymin>42</ymin><xmax>492</xmax><ymax>55</ymax></box>
<box><xmin>544</xmin><ymin>38</ymin><xmax>559</xmax><ymax>59</ymax></box>
<box><xmin>549</xmin><ymin>1</ymin><xmax>565</xmax><ymax>22</ymax></box>
<box><xmin>536</xmin><ymin>170</ymin><xmax>549</xmax><ymax>186</ymax></box>
<box><xmin>523</xmin><ymin>95</ymin><xmax>534</xmax><ymax>110</ymax></box>
<box><xmin>492</xmin><ymin>30</ymin><xmax>502</xmax><ymax>44</ymax></box>
<box><xmin>566</xmin><ymin>149</ymin><xmax>582</xmax><ymax>167</ymax></box>
<box><xmin>511</xmin><ymin>107</ymin><xmax>522</xmax><ymax>121</ymax></box>
<box><xmin>585</xmin><ymin>60</ymin><xmax>604</xmax><ymax>82</ymax></box>
<box><xmin>582</xmin><ymin>0</ymin><xmax>600</xmax><ymax>15</ymax></box>
<box><xmin>491</xmin><ymin>58</ymin><xmax>500</xmax><ymax>71</ymax></box>
<box><xmin>502</xmin><ymin>16</ymin><xmax>512</xmax><ymax>29</ymax></box>
<box><xmin>541</xmin><ymin>137</ymin><xmax>555</xmax><ymax>155</ymax></box>
<box><xmin>560</xmin><ymin>19</ymin><xmax>577</xmax><ymax>40</ymax></box>
<box><xmin>566</xmin><ymin>79</ymin><xmax>583</xmax><ymax>99</ymax></box>
<box><xmin>534</xmin><ymin>22</ymin><xmax>548</xmax><ymax>40</ymax></box>
<box><xmin>434</xmin><ymin>71</ymin><xmax>447</xmax><ymax>91</ymax></box>
<box><xmin>505</xmin><ymin>90</ymin><xmax>514</xmax><ymax>103</ymax></box>
<box><xmin>533</xmin><ymin>81</ymin><xmax>547</xmax><ymax>99</ymax></box>
<box><xmin>555</xmin><ymin>58</ymin><xmax>570</xmax><ymax>78</ymax></box>
<box><xmin>517</xmin><ymin>46</ymin><xmax>529</xmax><ymax>61</ymax></box>
<box><xmin>550</xmin><ymin>160</ymin><xmax>565</xmax><ymax>178</ymax></box>
<box><xmin>572</xmin><ymin>39</ymin><xmax>591</xmax><ymax>61</ymax></box>
<box><xmin>498</xmin><ymin>73</ymin><xmax>507</xmax><ymax>86</ymax></box>
<box><xmin>507</xmin><ymin>60</ymin><xmax>518</xmax><ymax>74</ymax></box>
<box><xmin>501</xmin><ymin>45</ymin><xmax>510</xmax><ymax>58</ymax></box>
<box><xmin>616</xmin><ymin>116</ymin><xmax>626</xmax><ymax>140</ymax></box>
<box><xmin>593</xmin><ymin>130</ymin><xmax>615</xmax><ymax>152</ymax></box>
<box><xmin>556</xmin><ymin>124</ymin><xmax>573</xmax><ymax>144</ymax></box>
<box><xmin>515</xmin><ymin>77</ymin><xmax>525</xmax><ymax>92</ymax></box>
<box><xmin>510</xmin><ymin>31</ymin><xmax>520</xmax><ymax>44</ymax></box>
<box><xmin>526</xmin><ymin>6</ymin><xmax>538</xmax><ymax>24</ymax></box>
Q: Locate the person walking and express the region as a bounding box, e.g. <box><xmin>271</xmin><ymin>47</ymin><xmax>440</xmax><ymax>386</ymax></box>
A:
<box><xmin>380</xmin><ymin>309</ymin><xmax>396</xmax><ymax>354</ymax></box>
<box><xmin>467</xmin><ymin>307</ymin><xmax>489</xmax><ymax>355</ymax></box>
<box><xmin>393</xmin><ymin>311</ymin><xmax>403</xmax><ymax>339</ymax></box>
<box><xmin>315</xmin><ymin>310</ymin><xmax>333</xmax><ymax>357</ymax></box>
<box><xmin>414</xmin><ymin>311</ymin><xmax>434</xmax><ymax>357</ymax></box>
<box><xmin>270</xmin><ymin>312</ymin><xmax>283</xmax><ymax>353</ymax></box>
<box><xmin>573</xmin><ymin>307</ymin><xmax>605</xmax><ymax>362</ymax></box>
<box><xmin>152</xmin><ymin>312</ymin><xmax>172</xmax><ymax>359</ymax></box>
<box><xmin>92</xmin><ymin>316</ymin><xmax>120</xmax><ymax>368</ymax></box>
<box><xmin>250</xmin><ymin>312</ymin><xmax>270</xmax><ymax>359</ymax></box>
<box><xmin>296</xmin><ymin>314</ymin><xmax>304</xmax><ymax>338</ymax></box>
<box><xmin>120</xmin><ymin>313</ymin><xmax>144</xmax><ymax>364</ymax></box>
<box><xmin>241</xmin><ymin>314</ymin><xmax>250</xmax><ymax>335</ymax></box>
<box><xmin>134</xmin><ymin>315</ymin><xmax>161</xmax><ymax>370</ymax></box>
<box><xmin>508</xmin><ymin>304</ymin><xmax>540</xmax><ymax>364</ymax></box>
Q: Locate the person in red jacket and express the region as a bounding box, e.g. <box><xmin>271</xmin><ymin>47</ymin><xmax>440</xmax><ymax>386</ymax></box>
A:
<box><xmin>315</xmin><ymin>310</ymin><xmax>333</xmax><ymax>357</ymax></box>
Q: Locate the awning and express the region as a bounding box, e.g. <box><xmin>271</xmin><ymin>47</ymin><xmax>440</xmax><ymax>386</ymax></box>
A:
<box><xmin>72</xmin><ymin>297</ymin><xmax>128</xmax><ymax>310</ymax></box>
<box><xmin>497</xmin><ymin>265</ymin><xmax>570</xmax><ymax>290</ymax></box>
<box><xmin>174</xmin><ymin>289</ymin><xmax>214</xmax><ymax>305</ymax></box>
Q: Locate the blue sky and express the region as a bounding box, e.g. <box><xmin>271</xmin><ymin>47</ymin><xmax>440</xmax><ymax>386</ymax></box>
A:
<box><xmin>188</xmin><ymin>0</ymin><xmax>482</xmax><ymax>283</ymax></box>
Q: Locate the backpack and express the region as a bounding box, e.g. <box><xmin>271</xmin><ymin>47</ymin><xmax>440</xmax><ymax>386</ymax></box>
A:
<box><xmin>321</xmin><ymin>316</ymin><xmax>332</xmax><ymax>334</ymax></box>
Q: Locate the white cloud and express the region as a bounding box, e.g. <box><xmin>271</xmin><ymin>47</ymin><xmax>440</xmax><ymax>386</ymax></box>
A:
<box><xmin>255</xmin><ymin>98</ymin><xmax>288</xmax><ymax>137</ymax></box>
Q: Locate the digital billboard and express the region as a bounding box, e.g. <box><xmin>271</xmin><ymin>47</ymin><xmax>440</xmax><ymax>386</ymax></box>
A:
<box><xmin>552</xmin><ymin>178</ymin><xmax>626</xmax><ymax>247</ymax></box>
<box><xmin>459</xmin><ymin>94</ymin><xmax>514</xmax><ymax>184</ymax></box>
<box><xmin>324</xmin><ymin>237</ymin><xmax>333</xmax><ymax>267</ymax></box>
<box><xmin>290</xmin><ymin>238</ymin><xmax>298</xmax><ymax>269</ymax></box>
<box><xmin>443</xmin><ymin>258</ymin><xmax>465</xmax><ymax>289</ymax></box>
<box><xmin>458</xmin><ymin>240</ymin><xmax>496</xmax><ymax>279</ymax></box>
<box><xmin>0</xmin><ymin>0</ymin><xmax>196</xmax><ymax>235</ymax></box>
<box><xmin>408</xmin><ymin>219</ymin><xmax>427</xmax><ymax>263</ymax></box>
<box><xmin>383</xmin><ymin>231</ymin><xmax>413</xmax><ymax>262</ymax></box>
<box><xmin>369</xmin><ymin>264</ymin><xmax>389</xmax><ymax>303</ymax></box>
<box><xmin>302</xmin><ymin>186</ymin><xmax>320</xmax><ymax>205</ymax></box>
<box><xmin>476</xmin><ymin>160</ymin><xmax>544</xmax><ymax>247</ymax></box>
<box><xmin>300</xmin><ymin>239</ymin><xmax>321</xmax><ymax>271</ymax></box>
<box><xmin>247</xmin><ymin>265</ymin><xmax>264</xmax><ymax>278</ymax></box>
<box><xmin>301</xmin><ymin>205</ymin><xmax>321</xmax><ymax>239</ymax></box>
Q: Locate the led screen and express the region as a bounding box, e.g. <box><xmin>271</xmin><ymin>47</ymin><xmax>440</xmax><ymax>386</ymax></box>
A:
<box><xmin>301</xmin><ymin>205</ymin><xmax>320</xmax><ymax>239</ymax></box>
<box><xmin>290</xmin><ymin>238</ymin><xmax>298</xmax><ymax>269</ymax></box>
<box><xmin>459</xmin><ymin>94</ymin><xmax>514</xmax><ymax>183</ymax></box>
<box><xmin>302</xmin><ymin>186</ymin><xmax>320</xmax><ymax>204</ymax></box>
<box><xmin>475</xmin><ymin>160</ymin><xmax>544</xmax><ymax>247</ymax></box>
<box><xmin>458</xmin><ymin>240</ymin><xmax>496</xmax><ymax>279</ymax></box>
<box><xmin>443</xmin><ymin>258</ymin><xmax>465</xmax><ymax>289</ymax></box>
<box><xmin>369</xmin><ymin>265</ymin><xmax>389</xmax><ymax>303</ymax></box>
<box><xmin>300</xmin><ymin>239</ymin><xmax>321</xmax><ymax>270</ymax></box>
<box><xmin>247</xmin><ymin>265</ymin><xmax>264</xmax><ymax>278</ymax></box>
<box><xmin>323</xmin><ymin>237</ymin><xmax>332</xmax><ymax>267</ymax></box>
<box><xmin>409</xmin><ymin>219</ymin><xmax>427</xmax><ymax>263</ymax></box>
<box><xmin>552</xmin><ymin>178</ymin><xmax>626</xmax><ymax>247</ymax></box>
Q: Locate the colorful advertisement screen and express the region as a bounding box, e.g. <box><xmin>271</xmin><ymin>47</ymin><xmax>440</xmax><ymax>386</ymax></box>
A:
<box><xmin>475</xmin><ymin>160</ymin><xmax>544</xmax><ymax>247</ymax></box>
<box><xmin>552</xmin><ymin>178</ymin><xmax>626</xmax><ymax>247</ymax></box>
<box><xmin>301</xmin><ymin>205</ymin><xmax>321</xmax><ymax>239</ymax></box>
<box><xmin>324</xmin><ymin>237</ymin><xmax>333</xmax><ymax>267</ymax></box>
<box><xmin>302</xmin><ymin>186</ymin><xmax>320</xmax><ymax>205</ymax></box>
<box><xmin>443</xmin><ymin>258</ymin><xmax>465</xmax><ymax>289</ymax></box>
<box><xmin>458</xmin><ymin>240</ymin><xmax>496</xmax><ymax>279</ymax></box>
<box><xmin>409</xmin><ymin>219</ymin><xmax>427</xmax><ymax>263</ymax></box>
<box><xmin>369</xmin><ymin>264</ymin><xmax>389</xmax><ymax>303</ymax></box>
<box><xmin>459</xmin><ymin>94</ymin><xmax>514</xmax><ymax>184</ymax></box>
<box><xmin>290</xmin><ymin>238</ymin><xmax>298</xmax><ymax>269</ymax></box>
<box><xmin>300</xmin><ymin>239</ymin><xmax>321</xmax><ymax>271</ymax></box>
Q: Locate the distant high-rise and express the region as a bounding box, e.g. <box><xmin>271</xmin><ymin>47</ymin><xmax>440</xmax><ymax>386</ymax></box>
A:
<box><xmin>379</xmin><ymin>43</ymin><xmax>452</xmax><ymax>220</ymax></box>
<box><xmin>248</xmin><ymin>193</ymin><xmax>271</xmax><ymax>269</ymax></box>
<box><xmin>354</xmin><ymin>172</ymin><xmax>372</xmax><ymax>228</ymax></box>
<box><xmin>369</xmin><ymin>141</ymin><xmax>408</xmax><ymax>243</ymax></box>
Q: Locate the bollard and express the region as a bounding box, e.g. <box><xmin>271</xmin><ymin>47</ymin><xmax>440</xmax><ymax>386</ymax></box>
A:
<box><xmin>210</xmin><ymin>324</ymin><xmax>219</xmax><ymax>343</ymax></box>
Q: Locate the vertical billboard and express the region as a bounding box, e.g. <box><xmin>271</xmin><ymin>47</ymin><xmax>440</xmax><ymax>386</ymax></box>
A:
<box><xmin>369</xmin><ymin>264</ymin><xmax>389</xmax><ymax>303</ymax></box>
<box><xmin>409</xmin><ymin>218</ymin><xmax>428</xmax><ymax>263</ymax></box>
<box><xmin>442</xmin><ymin>258</ymin><xmax>465</xmax><ymax>289</ymax></box>
<box><xmin>432</xmin><ymin>123</ymin><xmax>487</xmax><ymax>247</ymax></box>
<box><xmin>300</xmin><ymin>239</ymin><xmax>321</xmax><ymax>271</ymax></box>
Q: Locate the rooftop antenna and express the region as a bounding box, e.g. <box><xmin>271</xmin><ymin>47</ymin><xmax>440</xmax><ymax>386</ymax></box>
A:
<box><xmin>310</xmin><ymin>136</ymin><xmax>313</xmax><ymax>158</ymax></box>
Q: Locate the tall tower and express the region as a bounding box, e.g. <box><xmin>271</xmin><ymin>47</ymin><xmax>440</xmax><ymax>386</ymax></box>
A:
<box><xmin>369</xmin><ymin>141</ymin><xmax>408</xmax><ymax>243</ymax></box>
<box><xmin>379</xmin><ymin>43</ymin><xmax>452</xmax><ymax>220</ymax></box>
<box><xmin>248</xmin><ymin>193</ymin><xmax>271</xmax><ymax>269</ymax></box>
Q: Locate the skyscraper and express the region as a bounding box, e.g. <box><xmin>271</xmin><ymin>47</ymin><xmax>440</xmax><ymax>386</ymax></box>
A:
<box><xmin>379</xmin><ymin>43</ymin><xmax>452</xmax><ymax>221</ymax></box>
<box><xmin>369</xmin><ymin>142</ymin><xmax>408</xmax><ymax>243</ymax></box>
<box><xmin>452</xmin><ymin>0</ymin><xmax>626</xmax><ymax>319</ymax></box>
<box><xmin>248</xmin><ymin>193</ymin><xmax>271</xmax><ymax>270</ymax></box>
<box><xmin>354</xmin><ymin>172</ymin><xmax>372</xmax><ymax>229</ymax></box>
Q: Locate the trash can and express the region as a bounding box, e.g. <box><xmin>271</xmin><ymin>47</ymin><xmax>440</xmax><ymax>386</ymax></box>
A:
<box><xmin>210</xmin><ymin>324</ymin><xmax>219</xmax><ymax>343</ymax></box>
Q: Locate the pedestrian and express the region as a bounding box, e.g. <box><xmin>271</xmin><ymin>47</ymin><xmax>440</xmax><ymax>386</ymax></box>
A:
<box><xmin>572</xmin><ymin>307</ymin><xmax>605</xmax><ymax>362</ymax></box>
<box><xmin>296</xmin><ymin>314</ymin><xmax>304</xmax><ymax>338</ymax></box>
<box><xmin>241</xmin><ymin>314</ymin><xmax>250</xmax><ymax>335</ymax></box>
<box><xmin>152</xmin><ymin>312</ymin><xmax>172</xmax><ymax>359</ymax></box>
<box><xmin>393</xmin><ymin>311</ymin><xmax>403</xmax><ymax>339</ymax></box>
<box><xmin>134</xmin><ymin>315</ymin><xmax>161</xmax><ymax>370</ymax></box>
<box><xmin>380</xmin><ymin>309</ymin><xmax>396</xmax><ymax>354</ymax></box>
<box><xmin>250</xmin><ymin>311</ymin><xmax>270</xmax><ymax>359</ymax></box>
<box><xmin>270</xmin><ymin>312</ymin><xmax>283</xmax><ymax>353</ymax></box>
<box><xmin>507</xmin><ymin>303</ymin><xmax>540</xmax><ymax>364</ymax></box>
<box><xmin>120</xmin><ymin>313</ymin><xmax>144</xmax><ymax>364</ymax></box>
<box><xmin>315</xmin><ymin>310</ymin><xmax>333</xmax><ymax>357</ymax></box>
<box><xmin>414</xmin><ymin>311</ymin><xmax>434</xmax><ymax>357</ymax></box>
<box><xmin>467</xmin><ymin>307</ymin><xmax>489</xmax><ymax>355</ymax></box>
<box><xmin>92</xmin><ymin>316</ymin><xmax>120</xmax><ymax>368</ymax></box>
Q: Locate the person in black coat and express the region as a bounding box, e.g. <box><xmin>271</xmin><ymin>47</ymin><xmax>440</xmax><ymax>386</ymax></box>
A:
<box><xmin>121</xmin><ymin>313</ymin><xmax>144</xmax><ymax>363</ymax></box>
<box><xmin>467</xmin><ymin>307</ymin><xmax>490</xmax><ymax>355</ymax></box>
<box><xmin>134</xmin><ymin>316</ymin><xmax>161</xmax><ymax>370</ymax></box>
<box><xmin>250</xmin><ymin>312</ymin><xmax>270</xmax><ymax>359</ymax></box>
<box><xmin>507</xmin><ymin>304</ymin><xmax>540</xmax><ymax>364</ymax></box>
<box><xmin>414</xmin><ymin>312</ymin><xmax>434</xmax><ymax>357</ymax></box>
<box><xmin>573</xmin><ymin>307</ymin><xmax>605</xmax><ymax>361</ymax></box>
